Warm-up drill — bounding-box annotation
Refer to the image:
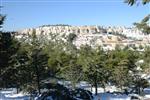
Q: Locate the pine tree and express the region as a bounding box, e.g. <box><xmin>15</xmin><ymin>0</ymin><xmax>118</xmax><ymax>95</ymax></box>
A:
<box><xmin>125</xmin><ymin>0</ymin><xmax>150</xmax><ymax>34</ymax></box>
<box><xmin>27</xmin><ymin>30</ymin><xmax>49</xmax><ymax>94</ymax></box>
<box><xmin>77</xmin><ymin>45</ymin><xmax>107</xmax><ymax>95</ymax></box>
<box><xmin>0</xmin><ymin>14</ymin><xmax>20</xmax><ymax>88</ymax></box>
<box><xmin>133</xmin><ymin>15</ymin><xmax>150</xmax><ymax>34</ymax></box>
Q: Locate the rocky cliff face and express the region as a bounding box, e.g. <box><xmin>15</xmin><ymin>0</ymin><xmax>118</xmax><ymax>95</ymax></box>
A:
<box><xmin>18</xmin><ymin>25</ymin><xmax>103</xmax><ymax>36</ymax></box>
<box><xmin>16</xmin><ymin>25</ymin><xmax>150</xmax><ymax>50</ymax></box>
<box><xmin>17</xmin><ymin>25</ymin><xmax>145</xmax><ymax>38</ymax></box>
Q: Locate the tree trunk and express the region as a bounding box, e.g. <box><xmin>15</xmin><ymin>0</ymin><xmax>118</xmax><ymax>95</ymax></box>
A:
<box><xmin>91</xmin><ymin>85</ymin><xmax>93</xmax><ymax>92</ymax></box>
<box><xmin>36</xmin><ymin>73</ymin><xmax>41</xmax><ymax>94</ymax></box>
<box><xmin>103</xmin><ymin>86</ymin><xmax>106</xmax><ymax>92</ymax></box>
<box><xmin>36</xmin><ymin>68</ymin><xmax>41</xmax><ymax>94</ymax></box>
<box><xmin>95</xmin><ymin>84</ymin><xmax>98</xmax><ymax>95</ymax></box>
<box><xmin>35</xmin><ymin>64</ymin><xmax>41</xmax><ymax>94</ymax></box>
<box><xmin>17</xmin><ymin>86</ymin><xmax>19</xmax><ymax>94</ymax></box>
<box><xmin>120</xmin><ymin>86</ymin><xmax>123</xmax><ymax>92</ymax></box>
<box><xmin>94</xmin><ymin>79</ymin><xmax>98</xmax><ymax>95</ymax></box>
<box><xmin>94</xmin><ymin>70</ymin><xmax>98</xmax><ymax>95</ymax></box>
<box><xmin>102</xmin><ymin>82</ymin><xmax>106</xmax><ymax>92</ymax></box>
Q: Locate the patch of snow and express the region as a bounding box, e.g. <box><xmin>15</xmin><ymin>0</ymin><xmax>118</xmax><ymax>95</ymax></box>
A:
<box><xmin>0</xmin><ymin>89</ymin><xmax>30</xmax><ymax>100</ymax></box>
<box><xmin>93</xmin><ymin>93</ymin><xmax>130</xmax><ymax>100</ymax></box>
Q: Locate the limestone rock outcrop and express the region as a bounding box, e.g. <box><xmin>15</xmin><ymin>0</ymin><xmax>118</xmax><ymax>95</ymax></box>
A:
<box><xmin>16</xmin><ymin>25</ymin><xmax>150</xmax><ymax>50</ymax></box>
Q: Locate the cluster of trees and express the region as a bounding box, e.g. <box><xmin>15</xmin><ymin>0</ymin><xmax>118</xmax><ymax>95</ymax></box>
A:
<box><xmin>1</xmin><ymin>16</ymin><xmax>150</xmax><ymax>95</ymax></box>
<box><xmin>0</xmin><ymin>0</ymin><xmax>149</xmax><ymax>95</ymax></box>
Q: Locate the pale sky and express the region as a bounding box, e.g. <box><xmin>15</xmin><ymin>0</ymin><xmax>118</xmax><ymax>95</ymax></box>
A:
<box><xmin>1</xmin><ymin>0</ymin><xmax>150</xmax><ymax>31</ymax></box>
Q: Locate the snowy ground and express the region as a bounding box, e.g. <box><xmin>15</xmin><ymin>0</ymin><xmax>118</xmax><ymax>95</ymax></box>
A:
<box><xmin>93</xmin><ymin>93</ymin><xmax>130</xmax><ymax>100</ymax></box>
<box><xmin>0</xmin><ymin>91</ymin><xmax>130</xmax><ymax>100</ymax></box>
<box><xmin>1</xmin><ymin>87</ymin><xmax>150</xmax><ymax>100</ymax></box>
<box><xmin>0</xmin><ymin>89</ymin><xmax>30</xmax><ymax>100</ymax></box>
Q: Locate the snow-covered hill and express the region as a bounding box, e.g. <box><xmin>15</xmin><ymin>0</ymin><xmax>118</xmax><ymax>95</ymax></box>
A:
<box><xmin>15</xmin><ymin>25</ymin><xmax>150</xmax><ymax>50</ymax></box>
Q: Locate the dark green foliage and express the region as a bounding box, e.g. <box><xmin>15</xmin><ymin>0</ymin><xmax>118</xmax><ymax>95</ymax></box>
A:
<box><xmin>67</xmin><ymin>33</ymin><xmax>77</xmax><ymax>43</ymax></box>
<box><xmin>141</xmin><ymin>47</ymin><xmax>150</xmax><ymax>73</ymax></box>
<box><xmin>71</xmin><ymin>88</ymin><xmax>93</xmax><ymax>100</ymax></box>
<box><xmin>0</xmin><ymin>32</ymin><xmax>20</xmax><ymax>88</ymax></box>
<box><xmin>39</xmin><ymin>83</ymin><xmax>93</xmax><ymax>100</ymax></box>
<box><xmin>0</xmin><ymin>15</ymin><xmax>5</xmax><ymax>29</ymax></box>
<box><xmin>77</xmin><ymin>46</ymin><xmax>108</xmax><ymax>94</ymax></box>
<box><xmin>125</xmin><ymin>0</ymin><xmax>150</xmax><ymax>6</ymax></box>
<box><xmin>125</xmin><ymin>0</ymin><xmax>150</xmax><ymax>34</ymax></box>
<box><xmin>133</xmin><ymin>14</ymin><xmax>150</xmax><ymax>34</ymax></box>
<box><xmin>39</xmin><ymin>83</ymin><xmax>75</xmax><ymax>100</ymax></box>
<box><xmin>133</xmin><ymin>77</ymin><xmax>150</xmax><ymax>95</ymax></box>
<box><xmin>30</xmin><ymin>48</ymin><xmax>49</xmax><ymax>94</ymax></box>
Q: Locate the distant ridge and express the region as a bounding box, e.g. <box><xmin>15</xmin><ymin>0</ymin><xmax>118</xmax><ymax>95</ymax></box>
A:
<box><xmin>16</xmin><ymin>24</ymin><xmax>150</xmax><ymax>50</ymax></box>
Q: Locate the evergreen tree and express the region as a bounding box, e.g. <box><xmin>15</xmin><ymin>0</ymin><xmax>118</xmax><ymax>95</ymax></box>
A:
<box><xmin>77</xmin><ymin>45</ymin><xmax>107</xmax><ymax>95</ymax></box>
<box><xmin>133</xmin><ymin>15</ymin><xmax>150</xmax><ymax>34</ymax></box>
<box><xmin>30</xmin><ymin>48</ymin><xmax>48</xmax><ymax>94</ymax></box>
<box><xmin>126</xmin><ymin>0</ymin><xmax>150</xmax><ymax>34</ymax></box>
<box><xmin>142</xmin><ymin>47</ymin><xmax>150</xmax><ymax>74</ymax></box>
<box><xmin>8</xmin><ymin>43</ymin><xmax>30</xmax><ymax>92</ymax></box>
<box><xmin>0</xmin><ymin>14</ymin><xmax>20</xmax><ymax>88</ymax></box>
<box><xmin>29</xmin><ymin>31</ymin><xmax>49</xmax><ymax>94</ymax></box>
